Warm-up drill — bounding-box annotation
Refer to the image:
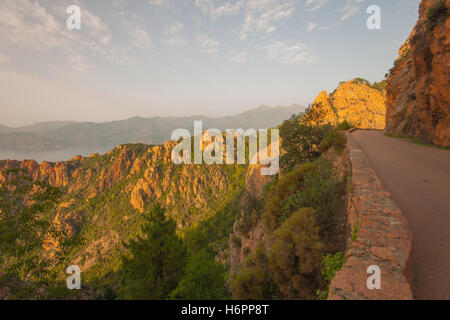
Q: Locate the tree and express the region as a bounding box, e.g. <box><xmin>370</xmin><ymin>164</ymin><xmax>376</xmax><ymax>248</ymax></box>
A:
<box><xmin>230</xmin><ymin>244</ymin><xmax>277</xmax><ymax>300</ymax></box>
<box><xmin>268</xmin><ymin>208</ymin><xmax>325</xmax><ymax>300</ymax></box>
<box><xmin>170</xmin><ymin>249</ymin><xmax>228</xmax><ymax>300</ymax></box>
<box><xmin>119</xmin><ymin>205</ymin><xmax>187</xmax><ymax>300</ymax></box>
<box><xmin>279</xmin><ymin>113</ymin><xmax>332</xmax><ymax>172</ymax></box>
<box><xmin>0</xmin><ymin>169</ymin><xmax>62</xmax><ymax>281</ymax></box>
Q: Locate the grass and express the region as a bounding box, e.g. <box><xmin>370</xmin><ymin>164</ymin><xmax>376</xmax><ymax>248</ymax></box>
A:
<box><xmin>384</xmin><ymin>133</ymin><xmax>450</xmax><ymax>151</ymax></box>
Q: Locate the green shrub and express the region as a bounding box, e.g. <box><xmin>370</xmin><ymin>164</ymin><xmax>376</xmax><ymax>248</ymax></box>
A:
<box><xmin>232</xmin><ymin>235</ymin><xmax>242</xmax><ymax>249</ymax></box>
<box><xmin>269</xmin><ymin>208</ymin><xmax>325</xmax><ymax>300</ymax></box>
<box><xmin>279</xmin><ymin>113</ymin><xmax>332</xmax><ymax>172</ymax></box>
<box><xmin>371</xmin><ymin>80</ymin><xmax>387</xmax><ymax>92</ymax></box>
<box><xmin>320</xmin><ymin>129</ymin><xmax>347</xmax><ymax>153</ymax></box>
<box><xmin>352</xmin><ymin>78</ymin><xmax>371</xmax><ymax>86</ymax></box>
<box><xmin>426</xmin><ymin>0</ymin><xmax>447</xmax><ymax>31</ymax></box>
<box><xmin>337</xmin><ymin>120</ymin><xmax>353</xmax><ymax>131</ymax></box>
<box><xmin>231</xmin><ymin>244</ymin><xmax>276</xmax><ymax>300</ymax></box>
<box><xmin>351</xmin><ymin>220</ymin><xmax>359</xmax><ymax>242</ymax></box>
<box><xmin>169</xmin><ymin>249</ymin><xmax>229</xmax><ymax>300</ymax></box>
<box><xmin>322</xmin><ymin>252</ymin><xmax>346</xmax><ymax>284</ymax></box>
<box><xmin>262</xmin><ymin>163</ymin><xmax>315</xmax><ymax>233</ymax></box>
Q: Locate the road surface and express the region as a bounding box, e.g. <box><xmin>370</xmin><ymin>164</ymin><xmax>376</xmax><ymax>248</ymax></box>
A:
<box><xmin>350</xmin><ymin>130</ymin><xmax>450</xmax><ymax>300</ymax></box>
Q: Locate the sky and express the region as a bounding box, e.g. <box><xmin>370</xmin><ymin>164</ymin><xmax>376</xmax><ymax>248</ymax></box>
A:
<box><xmin>0</xmin><ymin>0</ymin><xmax>421</xmax><ymax>127</ymax></box>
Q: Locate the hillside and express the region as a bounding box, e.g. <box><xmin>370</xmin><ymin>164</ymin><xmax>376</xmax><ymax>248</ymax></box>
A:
<box><xmin>385</xmin><ymin>0</ymin><xmax>449</xmax><ymax>147</ymax></box>
<box><xmin>308</xmin><ymin>79</ymin><xmax>387</xmax><ymax>130</ymax></box>
<box><xmin>0</xmin><ymin>141</ymin><xmax>248</xmax><ymax>299</ymax></box>
<box><xmin>0</xmin><ymin>115</ymin><xmax>349</xmax><ymax>300</ymax></box>
<box><xmin>0</xmin><ymin>105</ymin><xmax>304</xmax><ymax>152</ymax></box>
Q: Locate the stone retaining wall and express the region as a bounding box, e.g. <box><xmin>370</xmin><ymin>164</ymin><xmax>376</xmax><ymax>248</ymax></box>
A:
<box><xmin>328</xmin><ymin>132</ymin><xmax>414</xmax><ymax>300</ymax></box>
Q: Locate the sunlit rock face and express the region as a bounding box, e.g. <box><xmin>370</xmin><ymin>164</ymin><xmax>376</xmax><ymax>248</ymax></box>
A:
<box><xmin>385</xmin><ymin>0</ymin><xmax>450</xmax><ymax>147</ymax></box>
<box><xmin>311</xmin><ymin>80</ymin><xmax>386</xmax><ymax>130</ymax></box>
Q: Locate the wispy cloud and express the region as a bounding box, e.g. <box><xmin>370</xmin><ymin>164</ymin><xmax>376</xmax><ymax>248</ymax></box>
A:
<box><xmin>163</xmin><ymin>22</ymin><xmax>187</xmax><ymax>47</ymax></box>
<box><xmin>195</xmin><ymin>0</ymin><xmax>244</xmax><ymax>19</ymax></box>
<box><xmin>240</xmin><ymin>0</ymin><xmax>295</xmax><ymax>40</ymax></box>
<box><xmin>230</xmin><ymin>51</ymin><xmax>248</xmax><ymax>63</ymax></box>
<box><xmin>197</xmin><ymin>34</ymin><xmax>219</xmax><ymax>53</ymax></box>
<box><xmin>306</xmin><ymin>22</ymin><xmax>318</xmax><ymax>31</ymax></box>
<box><xmin>340</xmin><ymin>0</ymin><xmax>365</xmax><ymax>21</ymax></box>
<box><xmin>149</xmin><ymin>0</ymin><xmax>170</xmax><ymax>6</ymax></box>
<box><xmin>0</xmin><ymin>0</ymin><xmax>141</xmax><ymax>70</ymax></box>
<box><xmin>305</xmin><ymin>0</ymin><xmax>327</xmax><ymax>12</ymax></box>
<box><xmin>263</xmin><ymin>41</ymin><xmax>315</xmax><ymax>65</ymax></box>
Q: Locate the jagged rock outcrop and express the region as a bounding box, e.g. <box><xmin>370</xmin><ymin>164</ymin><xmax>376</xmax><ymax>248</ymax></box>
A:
<box><xmin>0</xmin><ymin>140</ymin><xmax>249</xmax><ymax>290</ymax></box>
<box><xmin>385</xmin><ymin>0</ymin><xmax>450</xmax><ymax>146</ymax></box>
<box><xmin>0</xmin><ymin>159</ymin><xmax>74</xmax><ymax>187</ymax></box>
<box><xmin>310</xmin><ymin>80</ymin><xmax>386</xmax><ymax>129</ymax></box>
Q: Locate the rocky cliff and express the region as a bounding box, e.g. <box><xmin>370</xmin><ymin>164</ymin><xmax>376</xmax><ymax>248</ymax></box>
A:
<box><xmin>310</xmin><ymin>80</ymin><xmax>386</xmax><ymax>130</ymax></box>
<box><xmin>0</xmin><ymin>142</ymin><xmax>248</xmax><ymax>298</ymax></box>
<box><xmin>385</xmin><ymin>0</ymin><xmax>449</xmax><ymax>147</ymax></box>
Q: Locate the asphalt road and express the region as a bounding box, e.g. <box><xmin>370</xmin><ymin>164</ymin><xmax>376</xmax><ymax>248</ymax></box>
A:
<box><xmin>350</xmin><ymin>130</ymin><xmax>450</xmax><ymax>300</ymax></box>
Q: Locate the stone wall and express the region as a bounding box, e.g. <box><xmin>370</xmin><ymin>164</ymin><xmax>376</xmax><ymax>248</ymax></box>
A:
<box><xmin>328</xmin><ymin>133</ymin><xmax>414</xmax><ymax>300</ymax></box>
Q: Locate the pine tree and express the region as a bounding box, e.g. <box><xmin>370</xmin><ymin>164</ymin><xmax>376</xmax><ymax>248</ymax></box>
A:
<box><xmin>119</xmin><ymin>205</ymin><xmax>187</xmax><ymax>299</ymax></box>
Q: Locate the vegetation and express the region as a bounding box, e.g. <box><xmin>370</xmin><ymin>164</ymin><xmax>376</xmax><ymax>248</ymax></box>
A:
<box><xmin>278</xmin><ymin>106</ymin><xmax>346</xmax><ymax>172</ymax></box>
<box><xmin>118</xmin><ymin>205</ymin><xmax>187</xmax><ymax>299</ymax></box>
<box><xmin>320</xmin><ymin>129</ymin><xmax>347</xmax><ymax>153</ymax></box>
<box><xmin>0</xmin><ymin>169</ymin><xmax>63</xmax><ymax>285</ymax></box>
<box><xmin>269</xmin><ymin>208</ymin><xmax>325</xmax><ymax>299</ymax></box>
<box><xmin>337</xmin><ymin>120</ymin><xmax>353</xmax><ymax>131</ymax></box>
<box><xmin>1</xmin><ymin>103</ymin><xmax>352</xmax><ymax>300</ymax></box>
<box><xmin>230</xmin><ymin>102</ymin><xmax>351</xmax><ymax>300</ymax></box>
<box><xmin>426</xmin><ymin>0</ymin><xmax>447</xmax><ymax>31</ymax></box>
<box><xmin>384</xmin><ymin>133</ymin><xmax>450</xmax><ymax>151</ymax></box>
<box><xmin>353</xmin><ymin>78</ymin><xmax>387</xmax><ymax>92</ymax></box>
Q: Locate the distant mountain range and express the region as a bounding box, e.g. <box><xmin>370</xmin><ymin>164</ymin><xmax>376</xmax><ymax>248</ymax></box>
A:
<box><xmin>0</xmin><ymin>105</ymin><xmax>304</xmax><ymax>152</ymax></box>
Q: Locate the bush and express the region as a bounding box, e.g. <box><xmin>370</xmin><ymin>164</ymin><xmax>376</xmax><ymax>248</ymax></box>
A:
<box><xmin>426</xmin><ymin>0</ymin><xmax>447</xmax><ymax>31</ymax></box>
<box><xmin>352</xmin><ymin>78</ymin><xmax>371</xmax><ymax>86</ymax></box>
<box><xmin>337</xmin><ymin>120</ymin><xmax>353</xmax><ymax>131</ymax></box>
<box><xmin>279</xmin><ymin>113</ymin><xmax>332</xmax><ymax>172</ymax></box>
<box><xmin>268</xmin><ymin>208</ymin><xmax>325</xmax><ymax>300</ymax></box>
<box><xmin>371</xmin><ymin>80</ymin><xmax>387</xmax><ymax>92</ymax></box>
<box><xmin>263</xmin><ymin>163</ymin><xmax>315</xmax><ymax>234</ymax></box>
<box><xmin>322</xmin><ymin>252</ymin><xmax>346</xmax><ymax>284</ymax></box>
<box><xmin>320</xmin><ymin>129</ymin><xmax>347</xmax><ymax>153</ymax></box>
<box><xmin>169</xmin><ymin>249</ymin><xmax>229</xmax><ymax>300</ymax></box>
<box><xmin>231</xmin><ymin>244</ymin><xmax>276</xmax><ymax>300</ymax></box>
<box><xmin>232</xmin><ymin>235</ymin><xmax>242</xmax><ymax>249</ymax></box>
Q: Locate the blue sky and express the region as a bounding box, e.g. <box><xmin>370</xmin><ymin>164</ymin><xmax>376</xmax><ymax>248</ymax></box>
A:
<box><xmin>0</xmin><ymin>0</ymin><xmax>420</xmax><ymax>126</ymax></box>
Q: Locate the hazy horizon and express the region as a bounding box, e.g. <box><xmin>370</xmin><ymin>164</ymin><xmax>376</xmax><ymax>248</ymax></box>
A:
<box><xmin>0</xmin><ymin>0</ymin><xmax>421</xmax><ymax>126</ymax></box>
<box><xmin>0</xmin><ymin>103</ymin><xmax>304</xmax><ymax>128</ymax></box>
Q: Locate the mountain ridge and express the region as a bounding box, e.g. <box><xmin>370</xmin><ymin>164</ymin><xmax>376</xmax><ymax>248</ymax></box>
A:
<box><xmin>0</xmin><ymin>104</ymin><xmax>305</xmax><ymax>153</ymax></box>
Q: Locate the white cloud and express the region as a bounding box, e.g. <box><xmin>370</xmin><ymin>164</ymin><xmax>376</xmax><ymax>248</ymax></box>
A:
<box><xmin>163</xmin><ymin>22</ymin><xmax>187</xmax><ymax>47</ymax></box>
<box><xmin>230</xmin><ymin>51</ymin><xmax>248</xmax><ymax>63</ymax></box>
<box><xmin>130</xmin><ymin>27</ymin><xmax>152</xmax><ymax>49</ymax></box>
<box><xmin>118</xmin><ymin>13</ymin><xmax>153</xmax><ymax>51</ymax></box>
<box><xmin>305</xmin><ymin>0</ymin><xmax>327</xmax><ymax>11</ymax></box>
<box><xmin>197</xmin><ymin>34</ymin><xmax>219</xmax><ymax>53</ymax></box>
<box><xmin>340</xmin><ymin>0</ymin><xmax>364</xmax><ymax>21</ymax></box>
<box><xmin>240</xmin><ymin>0</ymin><xmax>295</xmax><ymax>40</ymax></box>
<box><xmin>306</xmin><ymin>22</ymin><xmax>318</xmax><ymax>31</ymax></box>
<box><xmin>149</xmin><ymin>0</ymin><xmax>170</xmax><ymax>5</ymax></box>
<box><xmin>195</xmin><ymin>0</ymin><xmax>244</xmax><ymax>19</ymax></box>
<box><xmin>263</xmin><ymin>41</ymin><xmax>315</xmax><ymax>65</ymax></box>
<box><xmin>0</xmin><ymin>0</ymin><xmax>139</xmax><ymax>70</ymax></box>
